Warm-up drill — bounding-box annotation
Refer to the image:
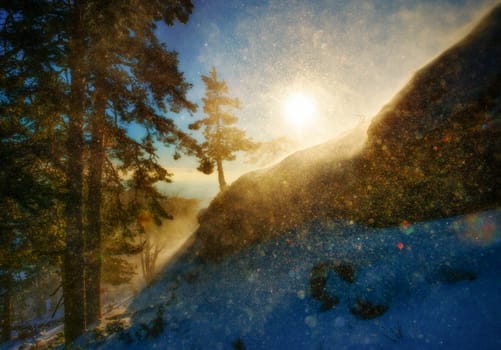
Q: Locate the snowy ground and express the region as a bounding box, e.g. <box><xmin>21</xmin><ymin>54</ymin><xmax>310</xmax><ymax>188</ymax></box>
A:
<box><xmin>38</xmin><ymin>210</ymin><xmax>501</xmax><ymax>349</ymax></box>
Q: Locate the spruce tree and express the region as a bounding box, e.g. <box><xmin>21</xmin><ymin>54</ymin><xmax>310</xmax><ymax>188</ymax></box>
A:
<box><xmin>1</xmin><ymin>5</ymin><xmax>66</xmax><ymax>337</ymax></box>
<box><xmin>0</xmin><ymin>79</ymin><xmax>63</xmax><ymax>342</ymax></box>
<box><xmin>189</xmin><ymin>67</ymin><xmax>255</xmax><ymax>191</ymax></box>
<box><xmin>1</xmin><ymin>0</ymin><xmax>197</xmax><ymax>343</ymax></box>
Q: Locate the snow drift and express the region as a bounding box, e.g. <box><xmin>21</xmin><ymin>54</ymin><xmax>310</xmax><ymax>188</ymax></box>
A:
<box><xmin>89</xmin><ymin>209</ymin><xmax>500</xmax><ymax>349</ymax></box>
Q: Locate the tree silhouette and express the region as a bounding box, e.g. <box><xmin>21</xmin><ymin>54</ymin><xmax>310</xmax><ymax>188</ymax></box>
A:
<box><xmin>1</xmin><ymin>0</ymin><xmax>196</xmax><ymax>343</ymax></box>
<box><xmin>190</xmin><ymin>67</ymin><xmax>255</xmax><ymax>191</ymax></box>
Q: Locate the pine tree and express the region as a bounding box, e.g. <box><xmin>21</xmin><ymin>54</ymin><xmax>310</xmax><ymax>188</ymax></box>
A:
<box><xmin>189</xmin><ymin>67</ymin><xmax>255</xmax><ymax>191</ymax></box>
<box><xmin>1</xmin><ymin>0</ymin><xmax>197</xmax><ymax>343</ymax></box>
<box><xmin>0</xmin><ymin>82</ymin><xmax>63</xmax><ymax>342</ymax></box>
<box><xmin>1</xmin><ymin>6</ymin><xmax>66</xmax><ymax>337</ymax></box>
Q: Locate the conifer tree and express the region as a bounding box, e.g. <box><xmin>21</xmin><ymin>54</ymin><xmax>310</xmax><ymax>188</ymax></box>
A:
<box><xmin>189</xmin><ymin>67</ymin><xmax>255</xmax><ymax>191</ymax></box>
<box><xmin>0</xmin><ymin>78</ymin><xmax>64</xmax><ymax>342</ymax></box>
<box><xmin>1</xmin><ymin>6</ymin><xmax>67</xmax><ymax>337</ymax></box>
<box><xmin>1</xmin><ymin>0</ymin><xmax>197</xmax><ymax>343</ymax></box>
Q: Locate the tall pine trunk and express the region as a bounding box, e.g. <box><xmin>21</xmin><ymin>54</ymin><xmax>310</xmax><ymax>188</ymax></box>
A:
<box><xmin>85</xmin><ymin>82</ymin><xmax>106</xmax><ymax>326</ymax></box>
<box><xmin>215</xmin><ymin>118</ymin><xmax>227</xmax><ymax>191</ymax></box>
<box><xmin>0</xmin><ymin>271</ymin><xmax>12</xmax><ymax>342</ymax></box>
<box><xmin>63</xmin><ymin>80</ymin><xmax>85</xmax><ymax>342</ymax></box>
<box><xmin>216</xmin><ymin>157</ymin><xmax>227</xmax><ymax>191</ymax></box>
<box><xmin>63</xmin><ymin>3</ymin><xmax>86</xmax><ymax>342</ymax></box>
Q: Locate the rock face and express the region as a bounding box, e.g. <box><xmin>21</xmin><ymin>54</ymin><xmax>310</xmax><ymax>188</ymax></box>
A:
<box><xmin>194</xmin><ymin>5</ymin><xmax>501</xmax><ymax>261</ymax></box>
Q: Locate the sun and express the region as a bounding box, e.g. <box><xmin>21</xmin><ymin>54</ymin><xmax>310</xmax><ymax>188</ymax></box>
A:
<box><xmin>283</xmin><ymin>92</ymin><xmax>316</xmax><ymax>129</ymax></box>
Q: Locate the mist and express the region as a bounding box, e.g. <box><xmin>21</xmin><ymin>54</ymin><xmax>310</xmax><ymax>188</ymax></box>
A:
<box><xmin>100</xmin><ymin>197</ymin><xmax>201</xmax><ymax>315</ymax></box>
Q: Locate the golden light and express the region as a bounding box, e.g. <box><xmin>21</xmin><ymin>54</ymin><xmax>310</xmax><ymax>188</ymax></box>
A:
<box><xmin>283</xmin><ymin>92</ymin><xmax>316</xmax><ymax>129</ymax></box>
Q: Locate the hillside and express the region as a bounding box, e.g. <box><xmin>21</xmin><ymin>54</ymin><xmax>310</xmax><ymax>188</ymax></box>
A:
<box><xmin>76</xmin><ymin>210</ymin><xmax>501</xmax><ymax>349</ymax></box>
<box><xmin>194</xmin><ymin>4</ymin><xmax>501</xmax><ymax>260</ymax></box>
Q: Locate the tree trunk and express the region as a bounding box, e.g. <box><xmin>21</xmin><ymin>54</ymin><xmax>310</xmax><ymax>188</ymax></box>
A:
<box><xmin>84</xmin><ymin>81</ymin><xmax>106</xmax><ymax>326</ymax></box>
<box><xmin>34</xmin><ymin>274</ymin><xmax>46</xmax><ymax>319</ymax></box>
<box><xmin>63</xmin><ymin>85</ymin><xmax>85</xmax><ymax>343</ymax></box>
<box><xmin>216</xmin><ymin>157</ymin><xmax>227</xmax><ymax>191</ymax></box>
<box><xmin>215</xmin><ymin>116</ymin><xmax>227</xmax><ymax>191</ymax></box>
<box><xmin>63</xmin><ymin>3</ymin><xmax>86</xmax><ymax>342</ymax></box>
<box><xmin>0</xmin><ymin>272</ymin><xmax>12</xmax><ymax>342</ymax></box>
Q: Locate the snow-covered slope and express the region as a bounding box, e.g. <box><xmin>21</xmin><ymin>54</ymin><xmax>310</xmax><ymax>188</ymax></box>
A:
<box><xmin>88</xmin><ymin>209</ymin><xmax>500</xmax><ymax>349</ymax></box>
<box><xmin>194</xmin><ymin>3</ymin><xmax>501</xmax><ymax>261</ymax></box>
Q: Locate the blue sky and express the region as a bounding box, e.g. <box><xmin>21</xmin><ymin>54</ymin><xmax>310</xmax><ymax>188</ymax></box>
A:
<box><xmin>153</xmin><ymin>0</ymin><xmax>498</xmax><ymax>201</ymax></box>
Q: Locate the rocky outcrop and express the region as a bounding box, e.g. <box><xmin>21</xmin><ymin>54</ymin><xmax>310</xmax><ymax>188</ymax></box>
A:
<box><xmin>194</xmin><ymin>4</ymin><xmax>501</xmax><ymax>261</ymax></box>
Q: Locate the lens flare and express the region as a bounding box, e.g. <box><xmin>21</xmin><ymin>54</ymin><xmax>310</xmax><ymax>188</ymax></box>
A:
<box><xmin>283</xmin><ymin>92</ymin><xmax>315</xmax><ymax>129</ymax></box>
<box><xmin>453</xmin><ymin>213</ymin><xmax>499</xmax><ymax>245</ymax></box>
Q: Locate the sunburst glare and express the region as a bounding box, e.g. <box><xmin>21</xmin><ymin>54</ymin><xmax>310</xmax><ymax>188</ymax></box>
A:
<box><xmin>283</xmin><ymin>92</ymin><xmax>316</xmax><ymax>130</ymax></box>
